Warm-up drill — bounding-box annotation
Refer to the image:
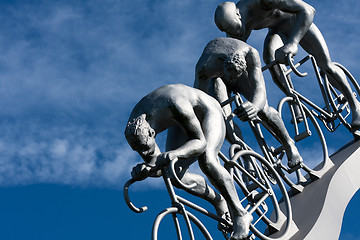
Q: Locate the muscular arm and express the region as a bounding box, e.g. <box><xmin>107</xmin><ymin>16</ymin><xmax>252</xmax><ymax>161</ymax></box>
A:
<box><xmin>195</xmin><ymin>59</ymin><xmax>232</xmax><ymax>117</ymax></box>
<box><xmin>158</xmin><ymin>100</ymin><xmax>207</xmax><ymax>163</ymax></box>
<box><xmin>196</xmin><ymin>68</ymin><xmax>245</xmax><ymax>144</ymax></box>
<box><xmin>244</xmin><ymin>48</ymin><xmax>267</xmax><ymax>110</ymax></box>
<box><xmin>194</xmin><ymin>71</ymin><xmax>210</xmax><ymax>93</ymax></box>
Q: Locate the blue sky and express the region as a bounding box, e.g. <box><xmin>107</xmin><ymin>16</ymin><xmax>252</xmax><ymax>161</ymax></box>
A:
<box><xmin>0</xmin><ymin>0</ymin><xmax>359</xmax><ymax>239</ymax></box>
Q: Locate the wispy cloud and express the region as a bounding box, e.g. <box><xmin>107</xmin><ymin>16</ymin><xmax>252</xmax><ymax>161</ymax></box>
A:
<box><xmin>0</xmin><ymin>120</ymin><xmax>139</xmax><ymax>187</ymax></box>
<box><xmin>0</xmin><ymin>0</ymin><xmax>358</xmax><ymax>188</ymax></box>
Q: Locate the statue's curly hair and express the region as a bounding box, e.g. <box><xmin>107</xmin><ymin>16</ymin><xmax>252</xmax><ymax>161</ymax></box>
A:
<box><xmin>223</xmin><ymin>53</ymin><xmax>247</xmax><ymax>74</ymax></box>
<box><xmin>124</xmin><ymin>114</ymin><xmax>150</xmax><ymax>145</ymax></box>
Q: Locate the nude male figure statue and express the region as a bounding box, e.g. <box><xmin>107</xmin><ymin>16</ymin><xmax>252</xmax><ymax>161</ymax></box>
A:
<box><xmin>195</xmin><ymin>37</ymin><xmax>302</xmax><ymax>169</ymax></box>
<box><xmin>214</xmin><ymin>0</ymin><xmax>360</xmax><ymax>130</ymax></box>
<box><xmin>125</xmin><ymin>84</ymin><xmax>253</xmax><ymax>239</ymax></box>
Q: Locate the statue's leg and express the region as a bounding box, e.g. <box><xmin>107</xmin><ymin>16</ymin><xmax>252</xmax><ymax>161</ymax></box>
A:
<box><xmin>264</xmin><ymin>31</ymin><xmax>303</xmax><ymax>121</ymax></box>
<box><xmin>263</xmin><ymin>30</ymin><xmax>289</xmax><ymax>93</ymax></box>
<box><xmin>300</xmin><ymin>24</ymin><xmax>360</xmax><ymax>129</ymax></box>
<box><xmin>198</xmin><ymin>110</ymin><xmax>252</xmax><ymax>239</ymax></box>
<box><xmin>166</xmin><ymin>126</ymin><xmax>228</xmax><ymax>217</ymax></box>
<box><xmin>258</xmin><ymin>105</ymin><xmax>303</xmax><ymax>168</ymax></box>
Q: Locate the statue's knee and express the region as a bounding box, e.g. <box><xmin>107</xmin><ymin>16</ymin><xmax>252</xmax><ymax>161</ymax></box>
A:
<box><xmin>258</xmin><ymin>108</ymin><xmax>270</xmax><ymax>121</ymax></box>
<box><xmin>263</xmin><ymin>51</ymin><xmax>275</xmax><ymax>64</ymax></box>
<box><xmin>199</xmin><ymin>158</ymin><xmax>216</xmax><ymax>175</ymax></box>
<box><xmin>199</xmin><ymin>161</ymin><xmax>211</xmax><ymax>174</ymax></box>
<box><xmin>319</xmin><ymin>61</ymin><xmax>336</xmax><ymax>75</ymax></box>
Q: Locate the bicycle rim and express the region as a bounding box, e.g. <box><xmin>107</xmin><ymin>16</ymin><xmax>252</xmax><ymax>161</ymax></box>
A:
<box><xmin>277</xmin><ymin>97</ymin><xmax>332</xmax><ymax>190</ymax></box>
<box><xmin>229</xmin><ymin>150</ymin><xmax>292</xmax><ymax>240</ymax></box>
<box><xmin>152</xmin><ymin>207</ymin><xmax>213</xmax><ymax>240</ymax></box>
<box><xmin>323</xmin><ymin>63</ymin><xmax>360</xmax><ymax>131</ymax></box>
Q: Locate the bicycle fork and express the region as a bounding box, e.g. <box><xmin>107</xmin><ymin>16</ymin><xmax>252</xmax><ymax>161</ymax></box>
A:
<box><xmin>156</xmin><ymin>169</ymin><xmax>197</xmax><ymax>240</ymax></box>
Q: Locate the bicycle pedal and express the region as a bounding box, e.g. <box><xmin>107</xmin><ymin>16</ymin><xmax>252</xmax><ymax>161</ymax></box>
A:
<box><xmin>287</xmin><ymin>163</ymin><xmax>302</xmax><ymax>174</ymax></box>
<box><xmin>290</xmin><ymin>116</ymin><xmax>304</xmax><ymax>124</ymax></box>
<box><xmin>337</xmin><ymin>94</ymin><xmax>346</xmax><ymax>104</ymax></box>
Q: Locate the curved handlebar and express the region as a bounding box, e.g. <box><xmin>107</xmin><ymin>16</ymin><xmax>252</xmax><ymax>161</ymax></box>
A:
<box><xmin>287</xmin><ymin>54</ymin><xmax>308</xmax><ymax>77</ymax></box>
<box><xmin>169</xmin><ymin>158</ymin><xmax>197</xmax><ymax>190</ymax></box>
<box><xmin>123</xmin><ymin>178</ymin><xmax>148</xmax><ymax>213</ymax></box>
<box><xmin>234</xmin><ymin>93</ymin><xmax>244</xmax><ymax>108</ymax></box>
<box><xmin>124</xmin><ymin>157</ymin><xmax>198</xmax><ymax>212</ymax></box>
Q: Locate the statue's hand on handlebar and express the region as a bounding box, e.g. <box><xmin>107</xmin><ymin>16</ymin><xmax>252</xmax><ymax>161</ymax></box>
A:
<box><xmin>156</xmin><ymin>151</ymin><xmax>177</xmax><ymax>167</ymax></box>
<box><xmin>131</xmin><ymin>163</ymin><xmax>152</xmax><ymax>181</ymax></box>
<box><xmin>275</xmin><ymin>43</ymin><xmax>298</xmax><ymax>64</ymax></box>
<box><xmin>235</xmin><ymin>101</ymin><xmax>259</xmax><ymax>122</ymax></box>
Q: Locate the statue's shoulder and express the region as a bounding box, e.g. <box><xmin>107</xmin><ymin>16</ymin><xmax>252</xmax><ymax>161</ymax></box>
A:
<box><xmin>208</xmin><ymin>37</ymin><xmax>247</xmax><ymax>47</ymax></box>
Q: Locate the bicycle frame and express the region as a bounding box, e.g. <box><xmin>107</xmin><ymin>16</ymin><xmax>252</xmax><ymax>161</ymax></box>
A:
<box><xmin>221</xmin><ymin>94</ymin><xmax>308</xmax><ymax>194</ymax></box>
<box><xmin>267</xmin><ymin>54</ymin><xmax>352</xmax><ymax>133</ymax></box>
<box><xmin>123</xmin><ymin>150</ymin><xmax>289</xmax><ymax>240</ymax></box>
<box><xmin>123</xmin><ymin>162</ymin><xmax>231</xmax><ymax>240</ymax></box>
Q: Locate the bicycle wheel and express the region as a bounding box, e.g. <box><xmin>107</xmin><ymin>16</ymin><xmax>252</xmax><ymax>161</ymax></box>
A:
<box><xmin>226</xmin><ymin>150</ymin><xmax>293</xmax><ymax>240</ymax></box>
<box><xmin>277</xmin><ymin>97</ymin><xmax>332</xmax><ymax>187</ymax></box>
<box><xmin>322</xmin><ymin>62</ymin><xmax>360</xmax><ymax>132</ymax></box>
<box><xmin>152</xmin><ymin>207</ymin><xmax>213</xmax><ymax>240</ymax></box>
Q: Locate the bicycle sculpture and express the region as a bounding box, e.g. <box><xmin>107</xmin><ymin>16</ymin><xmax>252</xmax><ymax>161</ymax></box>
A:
<box><xmin>122</xmin><ymin>59</ymin><xmax>360</xmax><ymax>240</ymax></box>
<box><xmin>124</xmin><ymin>145</ymin><xmax>293</xmax><ymax>240</ymax></box>
<box><xmin>193</xmin><ymin>36</ymin><xmax>333</xmax><ymax>195</ymax></box>
<box><xmin>263</xmin><ymin>55</ymin><xmax>360</xmax><ymax>136</ymax></box>
<box><xmin>124</xmin><ymin>84</ymin><xmax>294</xmax><ymax>239</ymax></box>
<box><xmin>221</xmin><ymin>92</ymin><xmax>330</xmax><ymax>195</ymax></box>
<box><xmin>226</xmin><ymin>53</ymin><xmax>360</xmax><ymax>196</ymax></box>
<box><xmin>214</xmin><ymin>0</ymin><xmax>360</xmax><ymax>131</ymax></box>
<box><xmin>123</xmin><ymin>54</ymin><xmax>360</xmax><ymax>240</ymax></box>
<box><xmin>123</xmin><ymin>1</ymin><xmax>360</xmax><ymax>239</ymax></box>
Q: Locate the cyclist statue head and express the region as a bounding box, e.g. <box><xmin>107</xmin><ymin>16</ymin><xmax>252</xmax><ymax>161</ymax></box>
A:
<box><xmin>125</xmin><ymin>114</ymin><xmax>157</xmax><ymax>159</ymax></box>
<box><xmin>125</xmin><ymin>84</ymin><xmax>253</xmax><ymax>240</ymax></box>
<box><xmin>215</xmin><ymin>2</ymin><xmax>243</xmax><ymax>37</ymax></box>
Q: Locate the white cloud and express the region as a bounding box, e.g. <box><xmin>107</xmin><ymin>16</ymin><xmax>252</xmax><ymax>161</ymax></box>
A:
<box><xmin>0</xmin><ymin>0</ymin><xmax>358</xmax><ymax>190</ymax></box>
<box><xmin>0</xmin><ymin>120</ymin><xmax>140</xmax><ymax>187</ymax></box>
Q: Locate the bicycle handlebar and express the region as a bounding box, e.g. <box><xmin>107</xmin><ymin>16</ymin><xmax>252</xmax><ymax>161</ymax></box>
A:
<box><xmin>123</xmin><ymin>178</ymin><xmax>148</xmax><ymax>213</ymax></box>
<box><xmin>124</xmin><ymin>157</ymin><xmax>198</xmax><ymax>213</ymax></box>
<box><xmin>287</xmin><ymin>54</ymin><xmax>308</xmax><ymax>77</ymax></box>
<box><xmin>261</xmin><ymin>54</ymin><xmax>308</xmax><ymax>78</ymax></box>
<box><xmin>234</xmin><ymin>93</ymin><xmax>244</xmax><ymax>107</ymax></box>
<box><xmin>169</xmin><ymin>158</ymin><xmax>197</xmax><ymax>190</ymax></box>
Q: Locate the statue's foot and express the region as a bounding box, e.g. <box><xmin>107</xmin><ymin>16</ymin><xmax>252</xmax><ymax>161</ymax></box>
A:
<box><xmin>230</xmin><ymin>212</ymin><xmax>253</xmax><ymax>240</ymax></box>
<box><xmin>350</xmin><ymin>102</ymin><xmax>360</xmax><ymax>131</ymax></box>
<box><xmin>243</xmin><ymin>156</ymin><xmax>256</xmax><ymax>177</ymax></box>
<box><xmin>286</xmin><ymin>145</ymin><xmax>303</xmax><ymax>170</ymax></box>
<box><xmin>215</xmin><ymin>197</ymin><xmax>229</xmax><ymax>217</ymax></box>
<box><xmin>288</xmin><ymin>154</ymin><xmax>303</xmax><ymax>169</ymax></box>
